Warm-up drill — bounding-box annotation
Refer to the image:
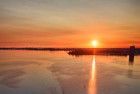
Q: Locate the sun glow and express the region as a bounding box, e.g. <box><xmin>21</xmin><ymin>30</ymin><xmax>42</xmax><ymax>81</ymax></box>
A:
<box><xmin>91</xmin><ymin>40</ymin><xmax>98</xmax><ymax>48</ymax></box>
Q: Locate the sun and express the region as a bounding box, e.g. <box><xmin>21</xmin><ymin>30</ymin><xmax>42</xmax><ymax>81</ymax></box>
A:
<box><xmin>91</xmin><ymin>40</ymin><xmax>98</xmax><ymax>48</ymax></box>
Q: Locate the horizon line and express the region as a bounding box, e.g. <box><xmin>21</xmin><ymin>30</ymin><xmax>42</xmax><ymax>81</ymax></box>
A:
<box><xmin>0</xmin><ymin>47</ymin><xmax>139</xmax><ymax>49</ymax></box>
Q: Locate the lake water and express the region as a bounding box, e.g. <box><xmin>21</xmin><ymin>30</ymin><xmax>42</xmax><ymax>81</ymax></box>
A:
<box><xmin>0</xmin><ymin>50</ymin><xmax>140</xmax><ymax>94</ymax></box>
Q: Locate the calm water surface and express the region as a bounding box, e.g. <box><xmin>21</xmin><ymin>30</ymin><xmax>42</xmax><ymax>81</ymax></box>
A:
<box><xmin>0</xmin><ymin>50</ymin><xmax>140</xmax><ymax>94</ymax></box>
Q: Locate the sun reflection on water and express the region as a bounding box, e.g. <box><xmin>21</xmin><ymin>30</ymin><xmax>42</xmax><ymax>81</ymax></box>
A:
<box><xmin>88</xmin><ymin>56</ymin><xmax>96</xmax><ymax>94</ymax></box>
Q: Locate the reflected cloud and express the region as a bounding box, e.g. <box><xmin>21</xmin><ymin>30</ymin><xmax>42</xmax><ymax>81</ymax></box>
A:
<box><xmin>0</xmin><ymin>61</ymin><xmax>38</xmax><ymax>88</ymax></box>
<box><xmin>88</xmin><ymin>56</ymin><xmax>96</xmax><ymax>94</ymax></box>
<box><xmin>0</xmin><ymin>68</ymin><xmax>25</xmax><ymax>88</ymax></box>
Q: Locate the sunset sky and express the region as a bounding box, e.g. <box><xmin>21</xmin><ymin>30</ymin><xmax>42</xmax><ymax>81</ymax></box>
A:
<box><xmin>0</xmin><ymin>0</ymin><xmax>140</xmax><ymax>48</ymax></box>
